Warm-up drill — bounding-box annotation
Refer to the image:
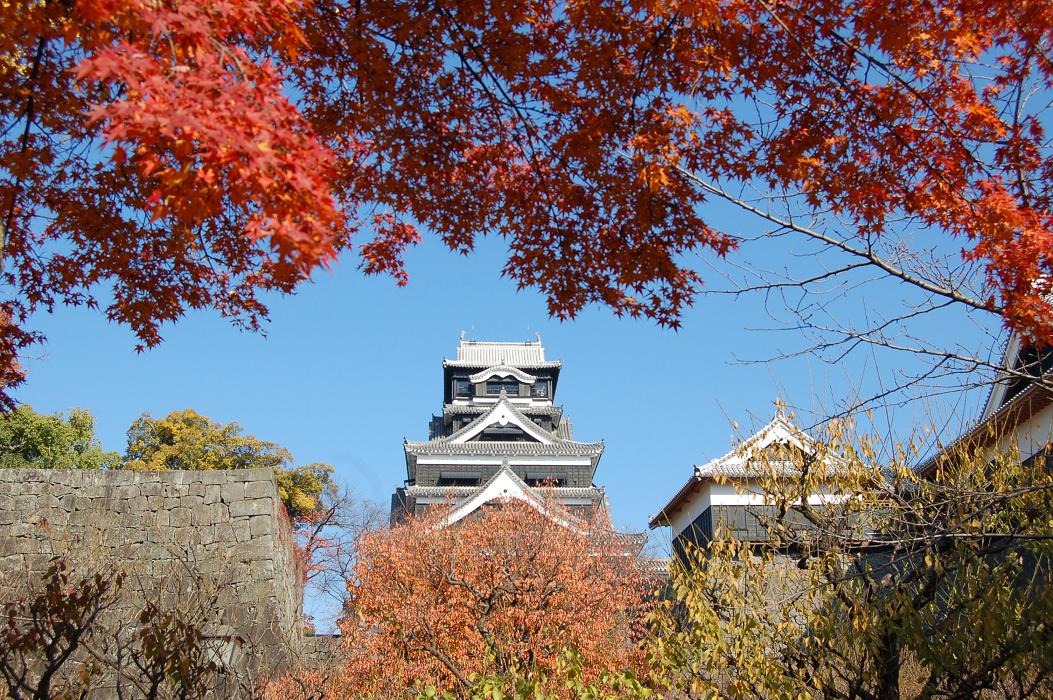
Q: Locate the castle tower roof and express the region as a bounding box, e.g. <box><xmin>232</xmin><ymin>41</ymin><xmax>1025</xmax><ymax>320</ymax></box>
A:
<box><xmin>443</xmin><ymin>336</ymin><xmax>562</xmax><ymax>369</ymax></box>
<box><xmin>392</xmin><ymin>336</ymin><xmax>606</xmax><ymax>524</ymax></box>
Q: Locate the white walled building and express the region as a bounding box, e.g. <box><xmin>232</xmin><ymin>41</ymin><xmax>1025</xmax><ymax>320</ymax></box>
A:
<box><xmin>649</xmin><ymin>408</ymin><xmax>845</xmax><ymax>560</ymax></box>
<box><xmin>919</xmin><ymin>331</ymin><xmax>1053</xmax><ymax>475</ymax></box>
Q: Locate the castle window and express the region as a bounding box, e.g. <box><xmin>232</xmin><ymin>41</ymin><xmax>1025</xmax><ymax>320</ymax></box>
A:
<box><xmin>438</xmin><ymin>470</ymin><xmax>481</xmax><ymax>486</ymax></box>
<box><xmin>486</xmin><ymin>379</ymin><xmax>519</xmax><ymax>395</ymax></box>
<box><xmin>453</xmin><ymin>379</ymin><xmax>471</xmax><ymax>398</ymax></box>
<box><xmin>477</xmin><ymin>426</ymin><xmax>529</xmax><ymax>441</ymax></box>
<box><xmin>526</xmin><ymin>471</ymin><xmax>567</xmax><ymax>486</ymax></box>
<box><xmin>531</xmin><ymin>382</ymin><xmax>549</xmax><ymax>398</ymax></box>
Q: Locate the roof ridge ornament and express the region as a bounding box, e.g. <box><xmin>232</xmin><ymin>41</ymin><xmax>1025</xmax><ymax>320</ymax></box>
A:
<box><xmin>469</xmin><ymin>365</ymin><xmax>537</xmax><ymax>384</ymax></box>
<box><xmin>497</xmin><ymin>390</ymin><xmax>510</xmax><ymax>425</ymax></box>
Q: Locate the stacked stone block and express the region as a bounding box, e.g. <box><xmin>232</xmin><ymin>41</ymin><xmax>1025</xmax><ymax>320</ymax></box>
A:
<box><xmin>0</xmin><ymin>467</ymin><xmax>304</xmax><ymax>675</ymax></box>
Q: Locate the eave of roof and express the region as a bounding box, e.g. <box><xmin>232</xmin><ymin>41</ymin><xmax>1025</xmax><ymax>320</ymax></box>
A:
<box><xmin>427</xmin><ymin>394</ymin><xmax>556</xmax><ymax>444</ymax></box>
<box><xmin>444</xmin><ymin>404</ymin><xmax>564</xmax><ymax>417</ymax></box>
<box><xmin>406</xmin><ymin>441</ymin><xmax>604</xmax><ymax>456</ymax></box>
<box><xmin>468</xmin><ymin>365</ymin><xmax>537</xmax><ymax>384</ymax></box>
<box><xmin>649</xmin><ymin>410</ymin><xmax>840</xmax><ymax>529</ymax></box>
<box><xmin>979</xmin><ymin>332</ymin><xmax>1020</xmax><ymax>421</ymax></box>
<box><xmin>445</xmin><ymin>360</ymin><xmax>562</xmax><ymax>370</ymax></box>
<box><xmin>437</xmin><ymin>462</ymin><xmax>588</xmax><ymax>529</ymax></box>
<box><xmin>404</xmin><ymin>484</ymin><xmax>606</xmax><ymax>499</ymax></box>
<box><xmin>648</xmin><ymin>474</ymin><xmax>701</xmax><ymax>529</ymax></box>
<box><xmin>411</xmin><ymin>395</ymin><xmax>601</xmax><ymax>456</ymax></box>
<box><xmin>916</xmin><ymin>381</ymin><xmax>1053</xmax><ymax>477</ymax></box>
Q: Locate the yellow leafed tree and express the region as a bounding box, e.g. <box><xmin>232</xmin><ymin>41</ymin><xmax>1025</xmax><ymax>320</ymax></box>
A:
<box><xmin>648</xmin><ymin>417</ymin><xmax>1053</xmax><ymax>700</ymax></box>
<box><xmin>124</xmin><ymin>408</ymin><xmax>331</xmax><ymax>520</ymax></box>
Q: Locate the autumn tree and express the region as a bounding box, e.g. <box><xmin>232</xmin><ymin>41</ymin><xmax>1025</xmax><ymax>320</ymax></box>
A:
<box><xmin>2</xmin><ymin>0</ymin><xmax>1051</xmax><ymax>407</ymax></box>
<box><xmin>297</xmin><ymin>480</ymin><xmax>385</xmax><ymax>625</ymax></box>
<box><xmin>122</xmin><ymin>407</ymin><xmax>381</xmax><ymax>607</ymax></box>
<box><xmin>0</xmin><ymin>0</ymin><xmax>348</xmax><ymax>408</ymax></box>
<box><xmin>124</xmin><ymin>408</ymin><xmax>331</xmax><ymax>520</ymax></box>
<box><xmin>0</xmin><ymin>404</ymin><xmax>120</xmax><ymax>470</ymax></box>
<box><xmin>0</xmin><ymin>558</ymin><xmax>125</xmax><ymax>699</ymax></box>
<box><xmin>339</xmin><ymin>499</ymin><xmax>652</xmax><ymax>699</ymax></box>
<box><xmin>648</xmin><ymin>418</ymin><xmax>1053</xmax><ymax>699</ymax></box>
<box><xmin>0</xmin><ymin>554</ymin><xmax>256</xmax><ymax>699</ymax></box>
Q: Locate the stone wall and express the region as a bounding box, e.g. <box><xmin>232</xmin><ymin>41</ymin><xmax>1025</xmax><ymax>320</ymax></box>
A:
<box><xmin>0</xmin><ymin>467</ymin><xmax>304</xmax><ymax>678</ymax></box>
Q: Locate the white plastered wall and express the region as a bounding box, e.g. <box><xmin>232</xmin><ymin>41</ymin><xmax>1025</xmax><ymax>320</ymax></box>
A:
<box><xmin>986</xmin><ymin>402</ymin><xmax>1053</xmax><ymax>463</ymax></box>
<box><xmin>668</xmin><ymin>481</ymin><xmax>848</xmax><ymax>538</ymax></box>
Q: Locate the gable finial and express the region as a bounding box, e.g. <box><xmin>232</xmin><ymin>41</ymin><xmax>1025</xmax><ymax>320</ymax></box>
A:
<box><xmin>535</xmin><ymin>331</ymin><xmax>542</xmax><ymax>343</ymax></box>
<box><xmin>460</xmin><ymin>330</ymin><xmax>466</xmax><ymax>342</ymax></box>
<box><xmin>774</xmin><ymin>397</ymin><xmax>787</xmax><ymax>420</ymax></box>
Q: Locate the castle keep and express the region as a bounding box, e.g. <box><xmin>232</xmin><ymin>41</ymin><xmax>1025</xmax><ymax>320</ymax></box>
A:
<box><xmin>391</xmin><ymin>336</ymin><xmax>609</xmax><ymax>523</ymax></box>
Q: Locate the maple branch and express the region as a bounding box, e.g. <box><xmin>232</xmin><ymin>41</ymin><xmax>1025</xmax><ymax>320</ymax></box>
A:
<box><xmin>706</xmin><ymin>261</ymin><xmax>872</xmax><ymax>296</ymax></box>
<box><xmin>433</xmin><ymin>5</ymin><xmax>566</xmax><ymax>224</ymax></box>
<box><xmin>799</xmin><ymin>8</ymin><xmax>1005</xmax><ymax>158</ymax></box>
<box><xmin>1</xmin><ymin>36</ymin><xmax>48</xmax><ymax>274</ymax></box>
<box><xmin>752</xmin><ymin>0</ymin><xmax>1008</xmax><ymax>240</ymax></box>
<box><xmin>1007</xmin><ymin>48</ymin><xmax>1040</xmax><ymax>208</ymax></box>
<box><xmin>671</xmin><ymin>164</ymin><xmax>996</xmax><ymax>313</ymax></box>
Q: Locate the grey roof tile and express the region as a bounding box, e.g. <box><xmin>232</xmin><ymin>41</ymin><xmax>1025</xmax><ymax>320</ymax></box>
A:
<box><xmin>468</xmin><ymin>365</ymin><xmax>537</xmax><ymax>384</ymax></box>
<box><xmin>444</xmin><ymin>338</ymin><xmax>561</xmax><ymax>369</ymax></box>
<box><xmin>405</xmin><ymin>441</ymin><xmax>604</xmax><ymax>456</ymax></box>
<box><xmin>404</xmin><ymin>484</ymin><xmax>607</xmax><ymax>499</ymax></box>
<box><xmin>443</xmin><ymin>404</ymin><xmax>564</xmax><ymax>417</ymax></box>
<box><xmin>409</xmin><ymin>395</ymin><xmax>601</xmax><ymax>456</ymax></box>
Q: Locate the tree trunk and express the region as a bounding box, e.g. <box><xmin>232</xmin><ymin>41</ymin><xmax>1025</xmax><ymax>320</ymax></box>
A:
<box><xmin>877</xmin><ymin>629</ymin><xmax>901</xmax><ymax>700</ymax></box>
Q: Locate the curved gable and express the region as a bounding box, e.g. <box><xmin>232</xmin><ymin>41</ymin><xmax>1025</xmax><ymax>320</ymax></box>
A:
<box><xmin>442</xmin><ymin>463</ymin><xmax>582</xmax><ymax>529</ymax></box>
<box><xmin>449</xmin><ymin>396</ymin><xmax>555</xmax><ymax>445</ymax></box>
<box><xmin>469</xmin><ymin>365</ymin><xmax>537</xmax><ymax>385</ymax></box>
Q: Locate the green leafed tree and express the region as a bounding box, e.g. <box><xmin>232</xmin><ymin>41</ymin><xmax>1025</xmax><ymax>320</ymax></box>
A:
<box><xmin>648</xmin><ymin>420</ymin><xmax>1053</xmax><ymax>700</ymax></box>
<box><xmin>124</xmin><ymin>408</ymin><xmax>331</xmax><ymax>520</ymax></box>
<box><xmin>0</xmin><ymin>405</ymin><xmax>120</xmax><ymax>470</ymax></box>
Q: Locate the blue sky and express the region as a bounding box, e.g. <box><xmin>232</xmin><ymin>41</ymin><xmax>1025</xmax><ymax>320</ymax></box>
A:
<box><xmin>18</xmin><ymin>227</ymin><xmax>1000</xmax><ymax>552</ymax></box>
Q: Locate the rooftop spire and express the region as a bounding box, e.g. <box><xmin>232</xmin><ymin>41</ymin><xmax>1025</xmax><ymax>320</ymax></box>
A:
<box><xmin>774</xmin><ymin>397</ymin><xmax>787</xmax><ymax>421</ymax></box>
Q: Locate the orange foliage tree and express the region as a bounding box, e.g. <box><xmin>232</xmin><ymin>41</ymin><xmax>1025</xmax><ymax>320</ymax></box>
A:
<box><xmin>337</xmin><ymin>499</ymin><xmax>652</xmax><ymax>698</ymax></box>
<box><xmin>3</xmin><ymin>0</ymin><xmax>1053</xmax><ymax>404</ymax></box>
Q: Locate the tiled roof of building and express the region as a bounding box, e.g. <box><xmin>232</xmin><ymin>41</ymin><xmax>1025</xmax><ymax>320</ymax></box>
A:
<box><xmin>554</xmin><ymin>416</ymin><xmax>574</xmax><ymax>440</ymax></box>
<box><xmin>404</xmin><ymin>484</ymin><xmax>606</xmax><ymax>500</ymax></box>
<box><xmin>444</xmin><ymin>337</ymin><xmax>562</xmax><ymax>369</ymax></box>
<box><xmin>915</xmin><ymin>323</ymin><xmax>1053</xmax><ymax>476</ymax></box>
<box><xmin>431</xmin><ymin>393</ymin><xmax>557</xmax><ymax>443</ymax></box>
<box><xmin>407</xmin><ymin>395</ymin><xmax>601</xmax><ymax>457</ymax></box>
<box><xmin>468</xmin><ymin>365</ymin><xmax>537</xmax><ymax>384</ymax></box>
<box><xmin>406</xmin><ymin>440</ymin><xmax>604</xmax><ymax>457</ymax></box>
<box><xmin>691</xmin><ymin>411</ymin><xmax>834</xmax><ymax>479</ymax></box>
<box><xmin>443</xmin><ymin>404</ymin><xmax>564</xmax><ymax>418</ymax></box>
<box><xmin>979</xmin><ymin>331</ymin><xmax>1020</xmax><ymax>421</ymax></box>
<box><xmin>915</xmin><ymin>380</ymin><xmax>1053</xmax><ymax>477</ymax></box>
<box><xmin>649</xmin><ymin>408</ymin><xmax>841</xmax><ymax>528</ymax></box>
<box><xmin>434</xmin><ymin>462</ymin><xmax>590</xmax><ymax>528</ymax></box>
